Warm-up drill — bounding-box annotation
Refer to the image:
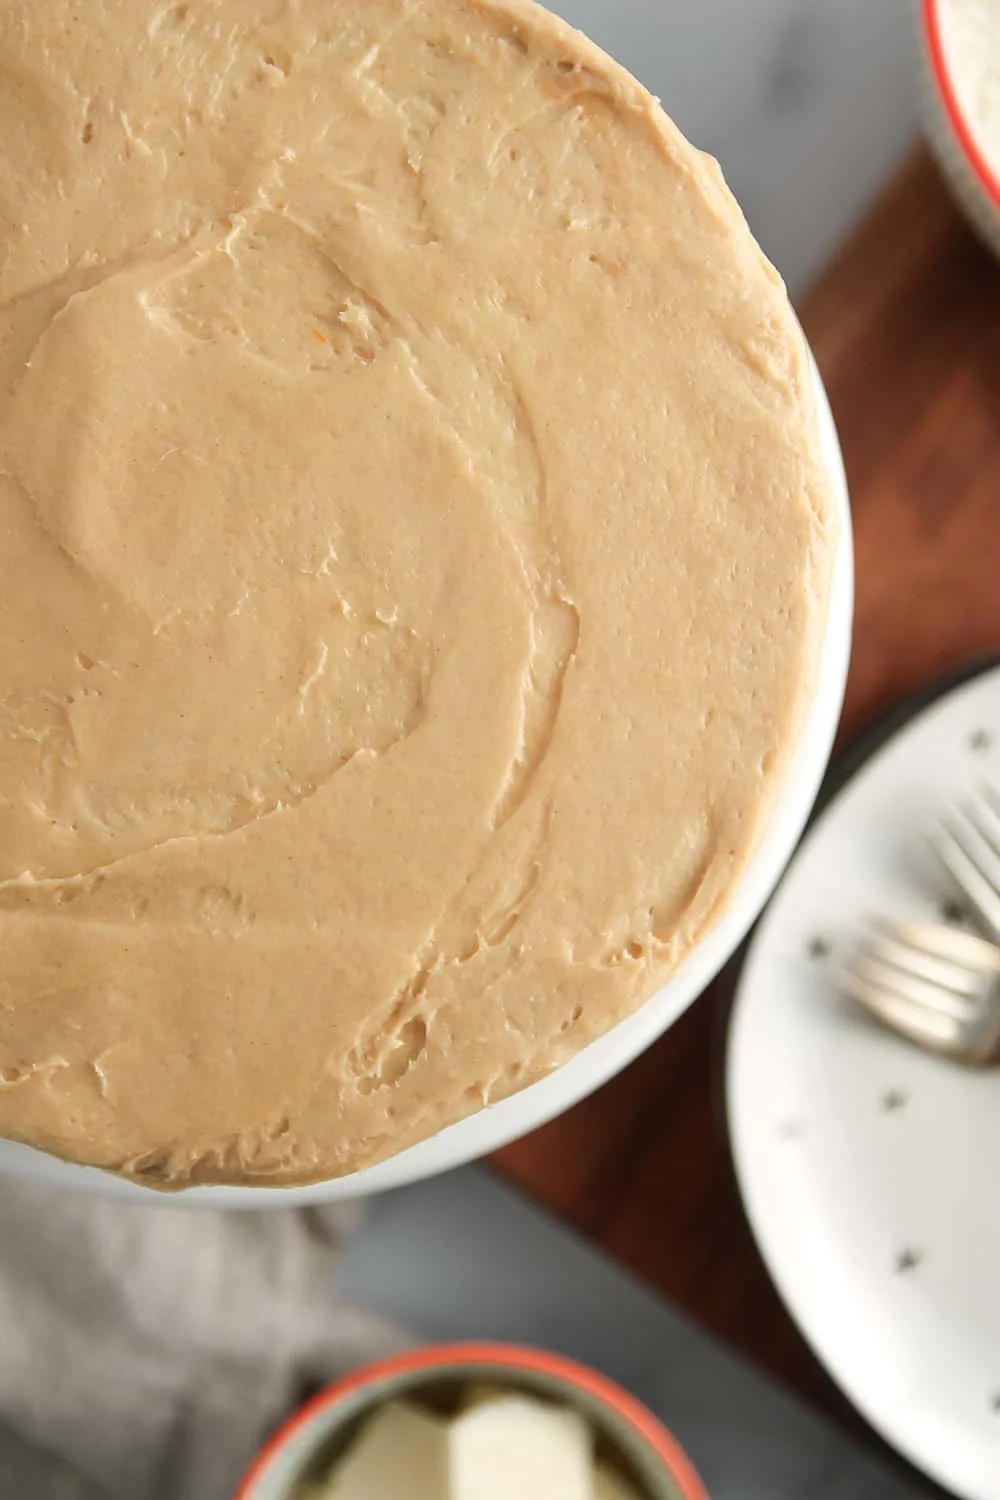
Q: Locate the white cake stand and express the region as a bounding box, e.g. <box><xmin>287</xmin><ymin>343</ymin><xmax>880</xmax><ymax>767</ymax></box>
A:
<box><xmin>0</xmin><ymin>362</ymin><xmax>853</xmax><ymax>1206</ymax></box>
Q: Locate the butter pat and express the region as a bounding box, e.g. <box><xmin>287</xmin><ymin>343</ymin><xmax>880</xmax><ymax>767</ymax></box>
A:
<box><xmin>449</xmin><ymin>1395</ymin><xmax>594</xmax><ymax>1500</ymax></box>
<box><xmin>317</xmin><ymin>1402</ymin><xmax>447</xmax><ymax>1500</ymax></box>
<box><xmin>306</xmin><ymin>1391</ymin><xmax>647</xmax><ymax>1500</ymax></box>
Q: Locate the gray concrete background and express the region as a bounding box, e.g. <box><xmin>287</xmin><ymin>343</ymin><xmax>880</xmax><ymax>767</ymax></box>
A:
<box><xmin>549</xmin><ymin>0</ymin><xmax>919</xmax><ymax>295</ymax></box>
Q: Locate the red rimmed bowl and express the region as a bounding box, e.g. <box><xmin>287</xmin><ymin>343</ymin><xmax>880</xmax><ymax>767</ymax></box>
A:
<box><xmin>920</xmin><ymin>0</ymin><xmax>1000</xmax><ymax>257</ymax></box>
<box><xmin>236</xmin><ymin>1343</ymin><xmax>709</xmax><ymax>1500</ymax></box>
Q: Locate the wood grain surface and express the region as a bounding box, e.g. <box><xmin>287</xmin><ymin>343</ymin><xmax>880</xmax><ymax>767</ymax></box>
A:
<box><xmin>494</xmin><ymin>151</ymin><xmax>1000</xmax><ymax>1429</ymax></box>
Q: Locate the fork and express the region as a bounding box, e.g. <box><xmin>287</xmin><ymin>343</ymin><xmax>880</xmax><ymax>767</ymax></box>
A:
<box><xmin>842</xmin><ymin>919</ymin><xmax>1000</xmax><ymax>1065</ymax></box>
<box><xmin>930</xmin><ymin>784</ymin><xmax>1000</xmax><ymax>944</ymax></box>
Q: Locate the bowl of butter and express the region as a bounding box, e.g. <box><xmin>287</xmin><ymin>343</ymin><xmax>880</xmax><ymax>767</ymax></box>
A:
<box><xmin>236</xmin><ymin>1343</ymin><xmax>708</xmax><ymax>1500</ymax></box>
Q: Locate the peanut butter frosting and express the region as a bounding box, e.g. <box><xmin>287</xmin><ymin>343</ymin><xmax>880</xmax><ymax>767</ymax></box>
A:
<box><xmin>0</xmin><ymin>0</ymin><xmax>836</xmax><ymax>1188</ymax></box>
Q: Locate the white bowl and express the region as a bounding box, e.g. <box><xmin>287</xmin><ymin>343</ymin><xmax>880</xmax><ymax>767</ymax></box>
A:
<box><xmin>0</xmin><ymin>362</ymin><xmax>853</xmax><ymax>1207</ymax></box>
<box><xmin>236</xmin><ymin>1344</ymin><xmax>708</xmax><ymax>1500</ymax></box>
<box><xmin>920</xmin><ymin>0</ymin><xmax>1000</xmax><ymax>259</ymax></box>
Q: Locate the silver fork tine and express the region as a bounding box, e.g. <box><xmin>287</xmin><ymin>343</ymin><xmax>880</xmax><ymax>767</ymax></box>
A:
<box><xmin>843</xmin><ymin>916</ymin><xmax>1000</xmax><ymax>1064</ymax></box>
<box><xmin>841</xmin><ymin>970</ymin><xmax>966</xmax><ymax>1053</ymax></box>
<box><xmin>876</xmin><ymin>917</ymin><xmax>1000</xmax><ymax>971</ymax></box>
<box><xmin>957</xmin><ymin>799</ymin><xmax>1000</xmax><ymax>883</ymax></box>
<box><xmin>851</xmin><ymin>953</ymin><xmax>974</xmax><ymax>1021</ymax></box>
<box><xmin>930</xmin><ymin>818</ymin><xmax>1000</xmax><ymax>944</ymax></box>
<box><xmin>972</xmin><ymin>782</ymin><xmax>1000</xmax><ymax>848</ymax></box>
<box><xmin>982</xmin><ymin>781</ymin><xmax>1000</xmax><ymax>824</ymax></box>
<box><xmin>971</xmin><ymin>786</ymin><xmax>1000</xmax><ymax>846</ymax></box>
<box><xmin>861</xmin><ymin>929</ymin><xmax>983</xmax><ymax>996</ymax></box>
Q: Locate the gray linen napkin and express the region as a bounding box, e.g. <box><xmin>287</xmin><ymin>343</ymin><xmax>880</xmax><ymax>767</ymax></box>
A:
<box><xmin>0</xmin><ymin>1178</ymin><xmax>407</xmax><ymax>1500</ymax></box>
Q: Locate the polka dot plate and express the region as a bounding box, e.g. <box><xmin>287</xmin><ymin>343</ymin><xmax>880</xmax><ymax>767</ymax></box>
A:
<box><xmin>727</xmin><ymin>661</ymin><xmax>1000</xmax><ymax>1499</ymax></box>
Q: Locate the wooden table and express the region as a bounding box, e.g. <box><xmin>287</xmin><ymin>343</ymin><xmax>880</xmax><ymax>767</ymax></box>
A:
<box><xmin>495</xmin><ymin>150</ymin><xmax>1000</xmax><ymax>1430</ymax></box>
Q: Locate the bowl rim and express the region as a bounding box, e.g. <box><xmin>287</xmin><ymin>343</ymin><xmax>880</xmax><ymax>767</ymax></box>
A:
<box><xmin>234</xmin><ymin>1341</ymin><xmax>709</xmax><ymax>1500</ymax></box>
<box><xmin>923</xmin><ymin>0</ymin><xmax>1000</xmax><ymax>210</ymax></box>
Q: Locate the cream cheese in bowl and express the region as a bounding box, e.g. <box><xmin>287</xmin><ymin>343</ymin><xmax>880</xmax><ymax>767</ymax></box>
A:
<box><xmin>236</xmin><ymin>1346</ymin><xmax>707</xmax><ymax>1500</ymax></box>
<box><xmin>296</xmin><ymin>1392</ymin><xmax>640</xmax><ymax>1500</ymax></box>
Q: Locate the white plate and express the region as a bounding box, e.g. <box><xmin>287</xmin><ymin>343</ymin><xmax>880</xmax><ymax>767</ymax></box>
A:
<box><xmin>728</xmin><ymin>665</ymin><xmax>1000</xmax><ymax>1500</ymax></box>
<box><xmin>0</xmin><ymin>366</ymin><xmax>852</xmax><ymax>1207</ymax></box>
